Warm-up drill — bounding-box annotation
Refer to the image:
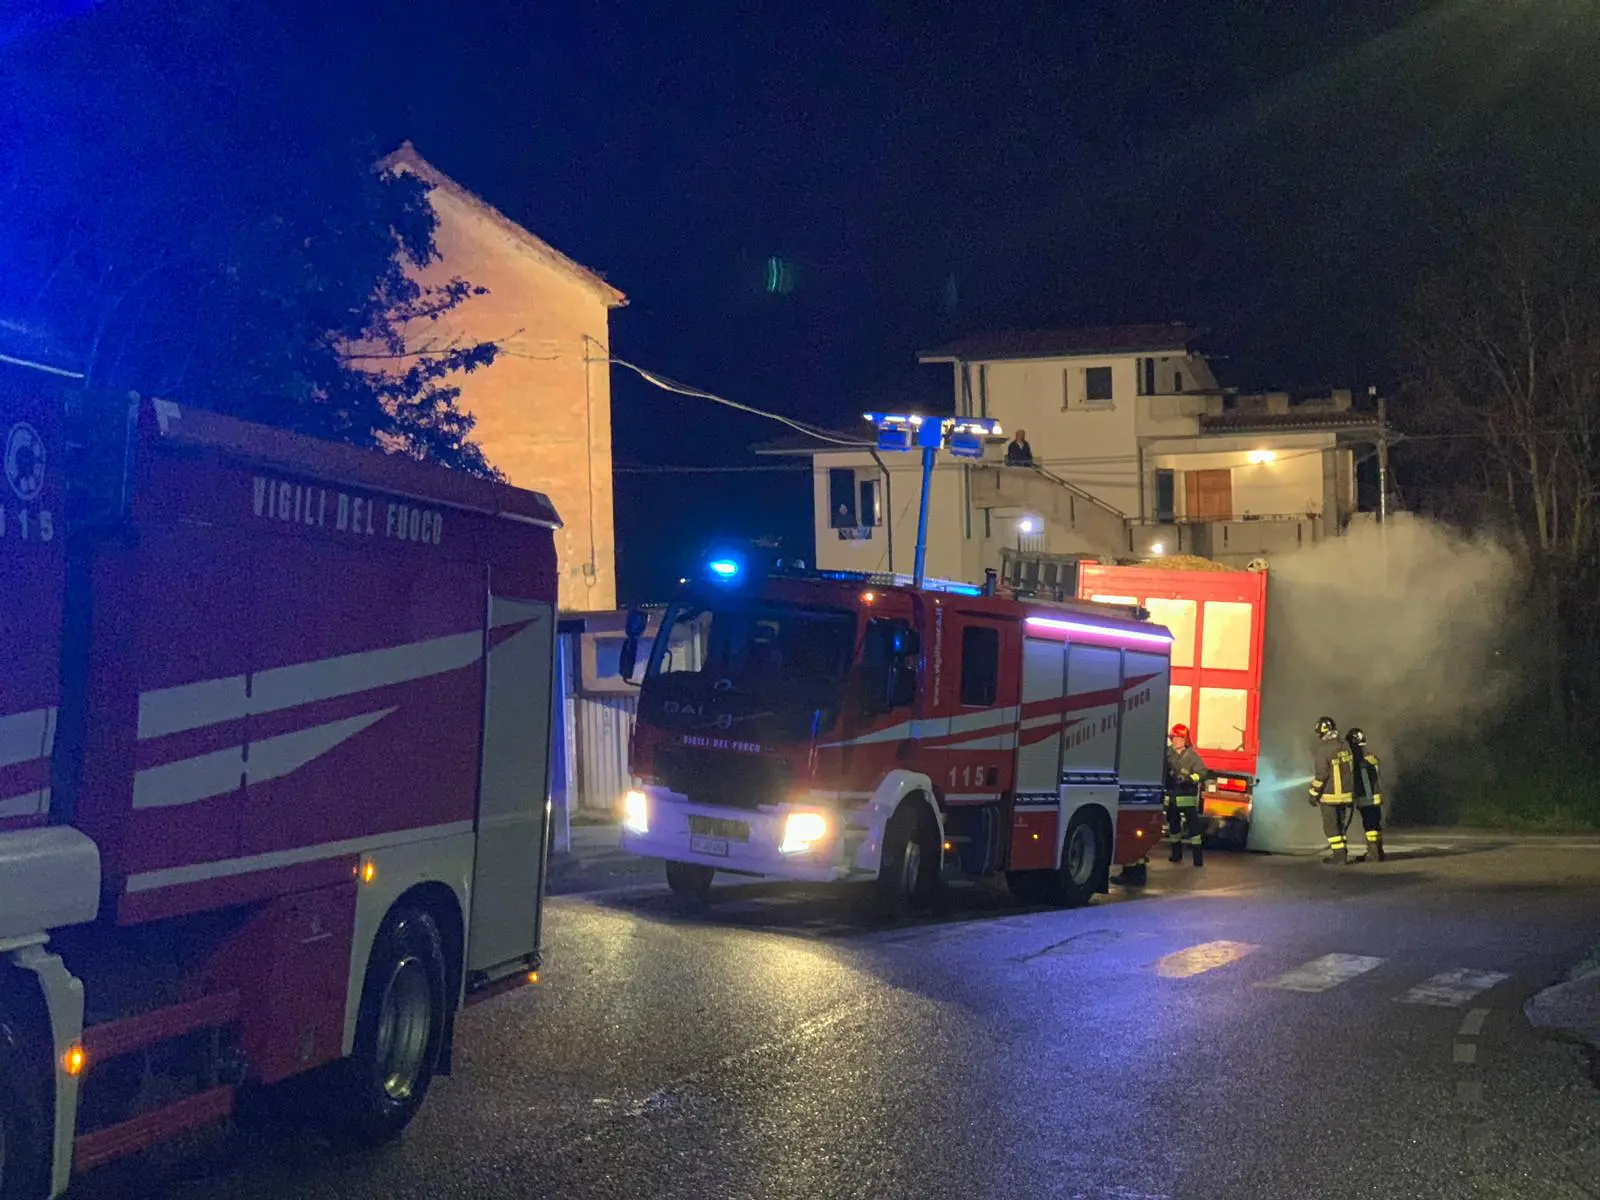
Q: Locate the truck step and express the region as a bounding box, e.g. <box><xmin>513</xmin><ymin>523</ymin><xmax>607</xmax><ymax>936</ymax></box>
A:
<box><xmin>73</xmin><ymin>1085</ymin><xmax>234</xmax><ymax>1173</ymax></box>
<box><xmin>82</xmin><ymin>990</ymin><xmax>240</xmax><ymax>1062</ymax></box>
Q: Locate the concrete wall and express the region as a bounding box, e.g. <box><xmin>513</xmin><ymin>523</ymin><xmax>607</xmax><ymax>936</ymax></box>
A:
<box><xmin>811</xmin><ymin>451</ymin><xmax>979</xmax><ymax>584</ymax></box>
<box><xmin>972</xmin><ymin>357</ymin><xmax>1144</xmax><ymax>518</ymax></box>
<box><xmin>388</xmin><ymin>162</ymin><xmax>623</xmax><ymax>612</ymax></box>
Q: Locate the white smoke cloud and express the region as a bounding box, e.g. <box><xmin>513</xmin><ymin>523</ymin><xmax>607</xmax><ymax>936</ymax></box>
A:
<box><xmin>1250</xmin><ymin>514</ymin><xmax>1519</xmax><ymax>851</ymax></box>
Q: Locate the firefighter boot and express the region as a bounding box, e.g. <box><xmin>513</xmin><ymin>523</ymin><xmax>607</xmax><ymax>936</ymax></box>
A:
<box><xmin>1374</xmin><ymin>835</ymin><xmax>1386</xmax><ymax>863</ymax></box>
<box><xmin>1192</xmin><ymin>843</ymin><xmax>1204</xmax><ymax>868</ymax></box>
<box><xmin>1322</xmin><ymin>842</ymin><xmax>1348</xmax><ymax>865</ymax></box>
<box><xmin>1168</xmin><ymin>842</ymin><xmax>1184</xmax><ymax>864</ymax></box>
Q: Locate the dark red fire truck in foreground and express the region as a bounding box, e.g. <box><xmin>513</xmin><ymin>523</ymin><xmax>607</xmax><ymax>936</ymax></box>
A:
<box><xmin>1</xmin><ymin>359</ymin><xmax>558</xmax><ymax>1195</ymax></box>
<box><xmin>617</xmin><ymin>560</ymin><xmax>1175</xmax><ymax>912</ymax></box>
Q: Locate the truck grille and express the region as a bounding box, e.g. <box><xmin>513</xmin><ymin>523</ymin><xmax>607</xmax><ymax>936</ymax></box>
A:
<box><xmin>653</xmin><ymin>744</ymin><xmax>791</xmax><ymax>811</ymax></box>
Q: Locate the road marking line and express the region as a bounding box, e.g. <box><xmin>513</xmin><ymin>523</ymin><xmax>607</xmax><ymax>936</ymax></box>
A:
<box><xmin>1456</xmin><ymin>1080</ymin><xmax>1483</xmax><ymax>1103</ymax></box>
<box><xmin>1453</xmin><ymin>1042</ymin><xmax>1477</xmax><ymax>1064</ymax></box>
<box><xmin>1153</xmin><ymin>940</ymin><xmax>1260</xmax><ymax>979</ymax></box>
<box><xmin>1399</xmin><ymin>969</ymin><xmax>1510</xmax><ymax>1008</ymax></box>
<box><xmin>1258</xmin><ymin>953</ymin><xmax>1386</xmax><ymax>993</ymax></box>
<box><xmin>1458</xmin><ymin>1007</ymin><xmax>1490</xmax><ymax>1037</ymax></box>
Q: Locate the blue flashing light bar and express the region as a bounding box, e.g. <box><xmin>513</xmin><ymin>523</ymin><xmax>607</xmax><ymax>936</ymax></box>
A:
<box><xmin>707</xmin><ymin>558</ymin><xmax>742</xmax><ymax>581</ymax></box>
<box><xmin>808</xmin><ymin>568</ymin><xmax>983</xmax><ymax>597</ymax></box>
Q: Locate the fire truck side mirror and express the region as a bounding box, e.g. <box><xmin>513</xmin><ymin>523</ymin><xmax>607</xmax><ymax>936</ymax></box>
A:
<box><xmin>624</xmin><ymin>609</ymin><xmax>648</xmax><ymax>638</ymax></box>
<box><xmin>618</xmin><ymin>636</ymin><xmax>640</xmax><ymax>684</ymax></box>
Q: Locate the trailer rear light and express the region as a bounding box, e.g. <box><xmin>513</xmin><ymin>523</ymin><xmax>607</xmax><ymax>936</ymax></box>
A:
<box><xmin>622</xmin><ymin>790</ymin><xmax>649</xmax><ymax>835</ymax></box>
<box><xmin>527</xmin><ymin>971</ymin><xmax>540</xmax><ymax>985</ymax></box>
<box><xmin>1211</xmin><ymin>777</ymin><xmax>1249</xmax><ymax>793</ymax></box>
<box><xmin>779</xmin><ymin>812</ymin><xmax>828</xmax><ymax>854</ymax></box>
<box><xmin>62</xmin><ymin>1043</ymin><xmax>85</xmax><ymax>1077</ymax></box>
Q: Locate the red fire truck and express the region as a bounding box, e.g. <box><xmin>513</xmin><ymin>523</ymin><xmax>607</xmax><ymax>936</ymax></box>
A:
<box><xmin>0</xmin><ymin>359</ymin><xmax>557</xmax><ymax>1196</ymax></box>
<box><xmin>617</xmin><ymin>560</ymin><xmax>1175</xmax><ymax>913</ymax></box>
<box><xmin>1077</xmin><ymin>561</ymin><xmax>1268</xmax><ymax>848</ymax></box>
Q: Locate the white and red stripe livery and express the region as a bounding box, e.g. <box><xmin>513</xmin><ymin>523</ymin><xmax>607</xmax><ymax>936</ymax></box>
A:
<box><xmin>621</xmin><ymin>568</ymin><xmax>1174</xmax><ymax>907</ymax></box>
<box><xmin>0</xmin><ymin>361</ymin><xmax>561</xmax><ymax>1193</ymax></box>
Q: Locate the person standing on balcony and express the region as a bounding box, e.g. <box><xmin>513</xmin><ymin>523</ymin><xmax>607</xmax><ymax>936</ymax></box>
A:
<box><xmin>1005</xmin><ymin>429</ymin><xmax>1034</xmax><ymax>466</ymax></box>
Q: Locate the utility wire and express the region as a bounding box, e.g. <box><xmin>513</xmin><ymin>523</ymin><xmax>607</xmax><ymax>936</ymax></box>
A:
<box><xmin>594</xmin><ymin>355</ymin><xmax>874</xmax><ymax>449</ymax></box>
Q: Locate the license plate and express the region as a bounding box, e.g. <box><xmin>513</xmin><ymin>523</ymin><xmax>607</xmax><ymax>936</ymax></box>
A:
<box><xmin>689</xmin><ymin>816</ymin><xmax>750</xmax><ymax>842</ymax></box>
<box><xmin>690</xmin><ymin>835</ymin><xmax>729</xmax><ymax>857</ymax></box>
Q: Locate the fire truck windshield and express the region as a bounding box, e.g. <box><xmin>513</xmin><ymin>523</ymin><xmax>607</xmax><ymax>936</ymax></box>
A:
<box><xmin>648</xmin><ymin>602</ymin><xmax>855</xmax><ymax>694</ymax></box>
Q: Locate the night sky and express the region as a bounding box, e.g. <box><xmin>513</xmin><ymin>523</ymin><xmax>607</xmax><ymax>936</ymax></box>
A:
<box><xmin>30</xmin><ymin>1</ymin><xmax>1600</xmax><ymax>599</ymax></box>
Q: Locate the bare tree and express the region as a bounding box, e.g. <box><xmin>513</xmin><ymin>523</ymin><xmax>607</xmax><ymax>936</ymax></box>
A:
<box><xmin>1400</xmin><ymin>207</ymin><xmax>1600</xmax><ymax>725</ymax></box>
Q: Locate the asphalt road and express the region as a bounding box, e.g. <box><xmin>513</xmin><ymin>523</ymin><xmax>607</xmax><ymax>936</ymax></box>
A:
<box><xmin>83</xmin><ymin>835</ymin><xmax>1600</xmax><ymax>1200</ymax></box>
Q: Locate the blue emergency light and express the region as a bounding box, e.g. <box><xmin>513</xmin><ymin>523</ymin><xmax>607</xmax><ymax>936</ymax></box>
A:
<box><xmin>707</xmin><ymin>558</ymin><xmax>742</xmax><ymax>581</ymax></box>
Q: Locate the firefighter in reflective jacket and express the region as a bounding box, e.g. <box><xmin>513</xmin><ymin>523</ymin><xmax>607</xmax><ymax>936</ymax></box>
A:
<box><xmin>1308</xmin><ymin>715</ymin><xmax>1356</xmax><ymax>864</ymax></box>
<box><xmin>1166</xmin><ymin>724</ymin><xmax>1209</xmax><ymax>868</ymax></box>
<box><xmin>1347</xmin><ymin>727</ymin><xmax>1385</xmax><ymax>862</ymax></box>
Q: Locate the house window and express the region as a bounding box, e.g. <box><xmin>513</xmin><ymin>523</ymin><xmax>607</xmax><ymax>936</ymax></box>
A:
<box><xmin>1085</xmin><ymin>366</ymin><xmax>1114</xmax><ymax>406</ymax></box>
<box><xmin>1140</xmin><ymin>358</ymin><xmax>1156</xmax><ymax>397</ymax></box>
<box><xmin>1174</xmin><ymin>370</ymin><xmax>1184</xmax><ymax>393</ymax></box>
<box><xmin>828</xmin><ymin>468</ymin><xmax>856</xmax><ymax>528</ymax></box>
<box><xmin>1155</xmin><ymin>468</ymin><xmax>1176</xmax><ymax>522</ymax></box>
<box><xmin>959</xmin><ymin>625</ymin><xmax>1000</xmax><ymax>706</ymax></box>
<box><xmin>858</xmin><ymin>478</ymin><xmax>881</xmax><ymax>527</ymax></box>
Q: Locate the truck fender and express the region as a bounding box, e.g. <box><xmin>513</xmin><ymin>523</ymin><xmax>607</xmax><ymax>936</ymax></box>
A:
<box><xmin>5</xmin><ymin>941</ymin><xmax>85</xmax><ymax>1199</ymax></box>
<box><xmin>849</xmin><ymin>770</ymin><xmax>942</xmax><ymax>876</ymax></box>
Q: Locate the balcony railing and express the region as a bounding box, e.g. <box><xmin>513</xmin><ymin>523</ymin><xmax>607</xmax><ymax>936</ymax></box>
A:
<box><xmin>1130</xmin><ymin>513</ymin><xmax>1328</xmax><ymax>561</ymax></box>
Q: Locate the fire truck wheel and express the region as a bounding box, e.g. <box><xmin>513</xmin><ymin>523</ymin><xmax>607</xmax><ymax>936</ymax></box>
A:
<box><xmin>1047</xmin><ymin>811</ymin><xmax>1110</xmax><ymax>908</ymax></box>
<box><xmin>0</xmin><ymin>992</ymin><xmax>50</xmax><ymax>1200</ymax></box>
<box><xmin>665</xmin><ymin>861</ymin><xmax>716</xmax><ymax>909</ymax></box>
<box><xmin>873</xmin><ymin>800</ymin><xmax>939</xmax><ymax>920</ymax></box>
<box><xmin>330</xmin><ymin>903</ymin><xmax>447</xmax><ymax>1149</ymax></box>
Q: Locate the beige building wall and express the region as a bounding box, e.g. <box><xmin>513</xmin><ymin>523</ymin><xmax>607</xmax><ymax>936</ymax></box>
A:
<box><xmin>379</xmin><ymin>144</ymin><xmax>627</xmax><ymax>611</ymax></box>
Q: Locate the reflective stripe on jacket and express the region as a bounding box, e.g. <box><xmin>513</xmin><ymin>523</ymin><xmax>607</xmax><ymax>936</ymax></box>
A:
<box><xmin>1353</xmin><ymin>749</ymin><xmax>1383</xmax><ymax>805</ymax></box>
<box><xmin>1310</xmin><ymin>740</ymin><xmax>1354</xmax><ymax>805</ymax></box>
<box><xmin>1166</xmin><ymin>743</ymin><xmax>1208</xmax><ymax>807</ymax></box>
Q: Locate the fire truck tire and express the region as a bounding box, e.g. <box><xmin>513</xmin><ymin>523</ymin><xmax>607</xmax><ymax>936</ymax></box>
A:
<box><xmin>1043</xmin><ymin>811</ymin><xmax>1110</xmax><ymax>908</ymax></box>
<box><xmin>665</xmin><ymin>861</ymin><xmax>716</xmax><ymax>909</ymax></box>
<box><xmin>873</xmin><ymin>800</ymin><xmax>939</xmax><ymax>920</ymax></box>
<box><xmin>327</xmin><ymin>903</ymin><xmax>447</xmax><ymax>1149</ymax></box>
<box><xmin>0</xmin><ymin>988</ymin><xmax>50</xmax><ymax>1200</ymax></box>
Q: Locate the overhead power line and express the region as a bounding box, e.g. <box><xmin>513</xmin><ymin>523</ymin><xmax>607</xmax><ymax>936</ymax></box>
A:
<box><xmin>595</xmin><ymin>355</ymin><xmax>873</xmax><ymax>449</ymax></box>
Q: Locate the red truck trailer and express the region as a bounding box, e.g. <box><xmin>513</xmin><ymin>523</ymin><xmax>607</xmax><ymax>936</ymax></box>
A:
<box><xmin>1077</xmin><ymin>561</ymin><xmax>1267</xmax><ymax>848</ymax></box>
<box><xmin>617</xmin><ymin>559</ymin><xmax>1175</xmax><ymax>912</ymax></box>
<box><xmin>0</xmin><ymin>360</ymin><xmax>558</xmax><ymax>1195</ymax></box>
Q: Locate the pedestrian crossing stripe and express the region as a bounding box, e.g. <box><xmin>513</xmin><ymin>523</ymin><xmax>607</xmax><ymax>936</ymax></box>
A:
<box><xmin>1259</xmin><ymin>953</ymin><xmax>1386</xmax><ymax>993</ymax></box>
<box><xmin>1398</xmin><ymin>968</ymin><xmax>1510</xmax><ymax>1007</ymax></box>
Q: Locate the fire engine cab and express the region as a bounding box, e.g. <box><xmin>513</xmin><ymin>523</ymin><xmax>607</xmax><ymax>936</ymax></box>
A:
<box><xmin>618</xmin><ymin>561</ymin><xmax>1175</xmax><ymax>913</ymax></box>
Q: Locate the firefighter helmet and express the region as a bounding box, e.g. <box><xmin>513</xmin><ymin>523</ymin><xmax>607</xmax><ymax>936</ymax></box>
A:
<box><xmin>1315</xmin><ymin>716</ymin><xmax>1338</xmax><ymax>738</ymax></box>
<box><xmin>1170</xmin><ymin>723</ymin><xmax>1191</xmax><ymax>742</ymax></box>
<box><xmin>1346</xmin><ymin>727</ymin><xmax>1366</xmax><ymax>748</ymax></box>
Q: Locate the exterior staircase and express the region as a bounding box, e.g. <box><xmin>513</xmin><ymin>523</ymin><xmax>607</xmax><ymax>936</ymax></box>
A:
<box><xmin>968</xmin><ymin>462</ymin><xmax>1133</xmax><ymax>558</ymax></box>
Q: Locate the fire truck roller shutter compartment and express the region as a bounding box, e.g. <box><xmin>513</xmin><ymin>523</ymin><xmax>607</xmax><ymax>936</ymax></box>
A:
<box><xmin>1009</xmin><ymin>636</ymin><xmax>1069</xmax><ymax>871</ymax></box>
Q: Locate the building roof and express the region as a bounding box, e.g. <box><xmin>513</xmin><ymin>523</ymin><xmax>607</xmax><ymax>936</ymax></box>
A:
<box><xmin>377</xmin><ymin>142</ymin><xmax>627</xmax><ymax>308</ymax></box>
<box><xmin>918</xmin><ymin>323</ymin><xmax>1200</xmax><ymax>363</ymax></box>
<box><xmin>1198</xmin><ymin>410</ymin><xmax>1382</xmax><ymax>435</ymax></box>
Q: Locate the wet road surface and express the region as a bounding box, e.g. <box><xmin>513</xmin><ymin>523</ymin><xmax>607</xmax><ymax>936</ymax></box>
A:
<box><xmin>81</xmin><ymin>836</ymin><xmax>1600</xmax><ymax>1200</ymax></box>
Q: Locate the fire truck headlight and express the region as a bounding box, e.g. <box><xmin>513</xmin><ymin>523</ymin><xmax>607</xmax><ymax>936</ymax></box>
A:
<box><xmin>622</xmin><ymin>790</ymin><xmax>649</xmax><ymax>835</ymax></box>
<box><xmin>779</xmin><ymin>811</ymin><xmax>829</xmax><ymax>854</ymax></box>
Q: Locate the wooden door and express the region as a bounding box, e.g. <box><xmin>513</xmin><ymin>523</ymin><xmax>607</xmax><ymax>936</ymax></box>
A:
<box><xmin>1184</xmin><ymin>469</ymin><xmax>1233</xmax><ymax>520</ymax></box>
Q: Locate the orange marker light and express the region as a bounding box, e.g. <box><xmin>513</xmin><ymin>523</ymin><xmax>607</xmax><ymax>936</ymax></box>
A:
<box><xmin>360</xmin><ymin>859</ymin><xmax>377</xmax><ymax>885</ymax></box>
<box><xmin>62</xmin><ymin>1044</ymin><xmax>85</xmax><ymax>1077</ymax></box>
<box><xmin>527</xmin><ymin>970</ymin><xmax>540</xmax><ymax>985</ymax></box>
